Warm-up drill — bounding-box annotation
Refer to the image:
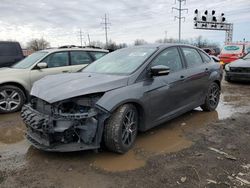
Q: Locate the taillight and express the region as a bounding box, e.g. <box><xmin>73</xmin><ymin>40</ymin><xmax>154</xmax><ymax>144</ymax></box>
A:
<box><xmin>238</xmin><ymin>53</ymin><xmax>244</xmax><ymax>57</ymax></box>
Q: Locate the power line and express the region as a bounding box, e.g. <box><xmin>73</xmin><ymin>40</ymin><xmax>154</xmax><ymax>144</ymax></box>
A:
<box><xmin>172</xmin><ymin>0</ymin><xmax>188</xmax><ymax>42</ymax></box>
<box><xmin>101</xmin><ymin>13</ymin><xmax>111</xmax><ymax>47</ymax></box>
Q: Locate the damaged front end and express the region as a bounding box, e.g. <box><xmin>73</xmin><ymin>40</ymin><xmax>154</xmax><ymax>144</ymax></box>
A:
<box><xmin>21</xmin><ymin>93</ymin><xmax>109</xmax><ymax>152</ymax></box>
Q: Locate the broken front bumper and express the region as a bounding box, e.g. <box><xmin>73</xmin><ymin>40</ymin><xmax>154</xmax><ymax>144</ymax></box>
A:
<box><xmin>21</xmin><ymin>104</ymin><xmax>107</xmax><ymax>152</ymax></box>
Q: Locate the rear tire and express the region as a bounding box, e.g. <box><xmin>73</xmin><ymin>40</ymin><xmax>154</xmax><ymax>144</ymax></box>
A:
<box><xmin>104</xmin><ymin>104</ymin><xmax>138</xmax><ymax>154</ymax></box>
<box><xmin>201</xmin><ymin>82</ymin><xmax>220</xmax><ymax>112</ymax></box>
<box><xmin>0</xmin><ymin>85</ymin><xmax>25</xmax><ymax>113</ymax></box>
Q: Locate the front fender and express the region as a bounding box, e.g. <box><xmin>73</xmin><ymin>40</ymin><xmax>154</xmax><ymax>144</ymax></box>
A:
<box><xmin>96</xmin><ymin>82</ymin><xmax>150</xmax><ymax>131</ymax></box>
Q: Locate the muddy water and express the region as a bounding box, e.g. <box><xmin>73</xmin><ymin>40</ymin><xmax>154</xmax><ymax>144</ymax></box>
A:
<box><xmin>0</xmin><ymin>80</ymin><xmax>250</xmax><ymax>173</ymax></box>
<box><xmin>0</xmin><ymin>112</ymin><xmax>25</xmax><ymax>145</ymax></box>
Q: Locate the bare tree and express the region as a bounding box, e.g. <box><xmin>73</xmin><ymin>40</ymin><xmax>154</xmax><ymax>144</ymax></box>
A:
<box><xmin>89</xmin><ymin>40</ymin><xmax>105</xmax><ymax>48</ymax></box>
<box><xmin>26</xmin><ymin>38</ymin><xmax>50</xmax><ymax>51</ymax></box>
<box><xmin>134</xmin><ymin>39</ymin><xmax>147</xmax><ymax>46</ymax></box>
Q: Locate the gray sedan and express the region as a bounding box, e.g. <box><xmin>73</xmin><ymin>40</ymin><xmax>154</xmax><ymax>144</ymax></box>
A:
<box><xmin>21</xmin><ymin>44</ymin><xmax>222</xmax><ymax>154</ymax></box>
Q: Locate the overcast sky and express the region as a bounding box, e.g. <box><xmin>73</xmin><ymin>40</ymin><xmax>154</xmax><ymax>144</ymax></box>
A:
<box><xmin>0</xmin><ymin>0</ymin><xmax>249</xmax><ymax>47</ymax></box>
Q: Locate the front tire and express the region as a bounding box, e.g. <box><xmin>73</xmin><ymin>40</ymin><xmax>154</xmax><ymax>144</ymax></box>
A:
<box><xmin>0</xmin><ymin>85</ymin><xmax>25</xmax><ymax>113</ymax></box>
<box><xmin>104</xmin><ymin>104</ymin><xmax>138</xmax><ymax>154</ymax></box>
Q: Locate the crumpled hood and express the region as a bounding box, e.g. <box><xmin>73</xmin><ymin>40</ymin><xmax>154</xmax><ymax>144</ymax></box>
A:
<box><xmin>229</xmin><ymin>59</ymin><xmax>250</xmax><ymax>68</ymax></box>
<box><xmin>31</xmin><ymin>72</ymin><xmax>129</xmax><ymax>103</ymax></box>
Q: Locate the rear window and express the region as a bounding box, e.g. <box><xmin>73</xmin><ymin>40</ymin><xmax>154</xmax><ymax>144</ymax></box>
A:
<box><xmin>89</xmin><ymin>51</ymin><xmax>107</xmax><ymax>60</ymax></box>
<box><xmin>0</xmin><ymin>43</ymin><xmax>18</xmax><ymax>56</ymax></box>
<box><xmin>200</xmin><ymin>51</ymin><xmax>211</xmax><ymax>63</ymax></box>
<box><xmin>221</xmin><ymin>45</ymin><xmax>243</xmax><ymax>54</ymax></box>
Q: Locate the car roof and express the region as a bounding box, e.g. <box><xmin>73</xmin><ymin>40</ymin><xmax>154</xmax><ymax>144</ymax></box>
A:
<box><xmin>40</xmin><ymin>47</ymin><xmax>109</xmax><ymax>53</ymax></box>
<box><xmin>130</xmin><ymin>43</ymin><xmax>201</xmax><ymax>49</ymax></box>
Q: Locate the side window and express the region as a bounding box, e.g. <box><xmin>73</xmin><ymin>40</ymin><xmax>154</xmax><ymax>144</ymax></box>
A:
<box><xmin>200</xmin><ymin>51</ymin><xmax>211</xmax><ymax>63</ymax></box>
<box><xmin>70</xmin><ymin>51</ymin><xmax>92</xmax><ymax>65</ymax></box>
<box><xmin>182</xmin><ymin>47</ymin><xmax>203</xmax><ymax>67</ymax></box>
<box><xmin>151</xmin><ymin>47</ymin><xmax>183</xmax><ymax>72</ymax></box>
<box><xmin>89</xmin><ymin>51</ymin><xmax>107</xmax><ymax>60</ymax></box>
<box><xmin>43</xmin><ymin>52</ymin><xmax>69</xmax><ymax>68</ymax></box>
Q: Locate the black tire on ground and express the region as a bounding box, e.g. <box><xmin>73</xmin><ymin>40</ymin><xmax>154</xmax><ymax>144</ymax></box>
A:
<box><xmin>201</xmin><ymin>82</ymin><xmax>220</xmax><ymax>112</ymax></box>
<box><xmin>0</xmin><ymin>85</ymin><xmax>26</xmax><ymax>113</ymax></box>
<box><xmin>104</xmin><ymin>104</ymin><xmax>138</xmax><ymax>154</ymax></box>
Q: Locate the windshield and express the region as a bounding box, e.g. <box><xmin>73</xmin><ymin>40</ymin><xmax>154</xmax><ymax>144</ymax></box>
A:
<box><xmin>221</xmin><ymin>45</ymin><xmax>243</xmax><ymax>54</ymax></box>
<box><xmin>243</xmin><ymin>53</ymin><xmax>250</xmax><ymax>60</ymax></box>
<box><xmin>12</xmin><ymin>51</ymin><xmax>48</xmax><ymax>69</ymax></box>
<box><xmin>83</xmin><ymin>47</ymin><xmax>156</xmax><ymax>75</ymax></box>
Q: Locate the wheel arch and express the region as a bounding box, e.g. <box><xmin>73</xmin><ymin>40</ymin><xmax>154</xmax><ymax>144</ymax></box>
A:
<box><xmin>0</xmin><ymin>82</ymin><xmax>28</xmax><ymax>100</ymax></box>
<box><xmin>109</xmin><ymin>100</ymin><xmax>146</xmax><ymax>131</ymax></box>
<box><xmin>213</xmin><ymin>80</ymin><xmax>221</xmax><ymax>90</ymax></box>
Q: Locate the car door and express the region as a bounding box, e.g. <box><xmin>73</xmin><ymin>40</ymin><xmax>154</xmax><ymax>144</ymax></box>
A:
<box><xmin>29</xmin><ymin>51</ymin><xmax>71</xmax><ymax>85</ymax></box>
<box><xmin>70</xmin><ymin>51</ymin><xmax>93</xmax><ymax>72</ymax></box>
<box><xmin>146</xmin><ymin>47</ymin><xmax>189</xmax><ymax>125</ymax></box>
<box><xmin>180</xmin><ymin>47</ymin><xmax>210</xmax><ymax>106</ymax></box>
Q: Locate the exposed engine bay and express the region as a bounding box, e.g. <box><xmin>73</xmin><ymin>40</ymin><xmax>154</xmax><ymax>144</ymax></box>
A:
<box><xmin>21</xmin><ymin>93</ymin><xmax>109</xmax><ymax>152</ymax></box>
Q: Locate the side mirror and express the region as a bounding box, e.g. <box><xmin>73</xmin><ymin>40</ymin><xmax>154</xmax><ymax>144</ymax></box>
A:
<box><xmin>150</xmin><ymin>65</ymin><xmax>170</xmax><ymax>77</ymax></box>
<box><xmin>37</xmin><ymin>62</ymin><xmax>48</xmax><ymax>69</ymax></box>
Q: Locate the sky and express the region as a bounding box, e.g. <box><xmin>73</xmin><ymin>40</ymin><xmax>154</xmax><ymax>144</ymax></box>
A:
<box><xmin>0</xmin><ymin>0</ymin><xmax>249</xmax><ymax>47</ymax></box>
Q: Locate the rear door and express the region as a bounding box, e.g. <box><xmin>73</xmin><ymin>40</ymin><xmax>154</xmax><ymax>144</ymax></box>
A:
<box><xmin>30</xmin><ymin>51</ymin><xmax>72</xmax><ymax>85</ymax></box>
<box><xmin>69</xmin><ymin>51</ymin><xmax>93</xmax><ymax>72</ymax></box>
<box><xmin>180</xmin><ymin>47</ymin><xmax>210</xmax><ymax>105</ymax></box>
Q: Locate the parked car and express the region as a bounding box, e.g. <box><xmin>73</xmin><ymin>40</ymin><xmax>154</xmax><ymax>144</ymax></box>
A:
<box><xmin>21</xmin><ymin>44</ymin><xmax>223</xmax><ymax>153</ymax></box>
<box><xmin>219</xmin><ymin>43</ymin><xmax>249</xmax><ymax>66</ymax></box>
<box><xmin>0</xmin><ymin>41</ymin><xmax>24</xmax><ymax>67</ymax></box>
<box><xmin>0</xmin><ymin>47</ymin><xmax>108</xmax><ymax>113</ymax></box>
<box><xmin>202</xmin><ymin>47</ymin><xmax>220</xmax><ymax>56</ymax></box>
<box><xmin>225</xmin><ymin>52</ymin><xmax>250</xmax><ymax>82</ymax></box>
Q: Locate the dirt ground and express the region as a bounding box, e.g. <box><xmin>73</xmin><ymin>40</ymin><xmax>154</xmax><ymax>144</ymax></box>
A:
<box><xmin>0</xmin><ymin>79</ymin><xmax>250</xmax><ymax>188</ymax></box>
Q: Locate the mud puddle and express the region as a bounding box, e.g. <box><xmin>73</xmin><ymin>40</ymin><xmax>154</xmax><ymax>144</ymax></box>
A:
<box><xmin>1</xmin><ymin>81</ymin><xmax>250</xmax><ymax>173</ymax></box>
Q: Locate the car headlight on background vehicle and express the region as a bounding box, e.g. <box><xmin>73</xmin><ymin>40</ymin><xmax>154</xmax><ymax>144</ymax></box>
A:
<box><xmin>225</xmin><ymin>64</ymin><xmax>230</xmax><ymax>71</ymax></box>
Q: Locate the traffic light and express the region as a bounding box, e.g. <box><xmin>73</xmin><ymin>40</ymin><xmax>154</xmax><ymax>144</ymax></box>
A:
<box><xmin>202</xmin><ymin>15</ymin><xmax>207</xmax><ymax>21</ymax></box>
<box><xmin>202</xmin><ymin>23</ymin><xmax>207</xmax><ymax>27</ymax></box>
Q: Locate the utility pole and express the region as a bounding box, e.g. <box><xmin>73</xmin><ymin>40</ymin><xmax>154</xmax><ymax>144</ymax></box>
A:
<box><xmin>87</xmin><ymin>34</ymin><xmax>91</xmax><ymax>46</ymax></box>
<box><xmin>79</xmin><ymin>29</ymin><xmax>83</xmax><ymax>47</ymax></box>
<box><xmin>172</xmin><ymin>0</ymin><xmax>188</xmax><ymax>42</ymax></box>
<box><xmin>101</xmin><ymin>14</ymin><xmax>111</xmax><ymax>48</ymax></box>
<box><xmin>165</xmin><ymin>30</ymin><xmax>168</xmax><ymax>39</ymax></box>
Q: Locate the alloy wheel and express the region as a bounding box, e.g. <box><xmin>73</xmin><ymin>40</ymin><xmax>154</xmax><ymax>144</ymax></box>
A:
<box><xmin>121</xmin><ymin>109</ymin><xmax>138</xmax><ymax>146</ymax></box>
<box><xmin>0</xmin><ymin>89</ymin><xmax>21</xmax><ymax>112</ymax></box>
<box><xmin>208</xmin><ymin>85</ymin><xmax>220</xmax><ymax>108</ymax></box>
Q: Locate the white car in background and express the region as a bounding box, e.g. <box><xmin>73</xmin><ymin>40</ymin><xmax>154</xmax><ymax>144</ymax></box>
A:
<box><xmin>0</xmin><ymin>47</ymin><xmax>108</xmax><ymax>113</ymax></box>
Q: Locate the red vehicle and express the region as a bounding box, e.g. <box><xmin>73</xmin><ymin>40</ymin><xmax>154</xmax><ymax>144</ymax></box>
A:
<box><xmin>219</xmin><ymin>42</ymin><xmax>250</xmax><ymax>66</ymax></box>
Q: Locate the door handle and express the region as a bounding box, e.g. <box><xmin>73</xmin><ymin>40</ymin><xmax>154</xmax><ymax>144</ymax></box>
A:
<box><xmin>62</xmin><ymin>70</ymin><xmax>70</xmax><ymax>73</ymax></box>
<box><xmin>180</xmin><ymin>75</ymin><xmax>185</xmax><ymax>81</ymax></box>
<box><xmin>205</xmin><ymin>68</ymin><xmax>209</xmax><ymax>72</ymax></box>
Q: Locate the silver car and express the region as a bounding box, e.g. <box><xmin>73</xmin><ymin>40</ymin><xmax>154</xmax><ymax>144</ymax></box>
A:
<box><xmin>0</xmin><ymin>47</ymin><xmax>108</xmax><ymax>113</ymax></box>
